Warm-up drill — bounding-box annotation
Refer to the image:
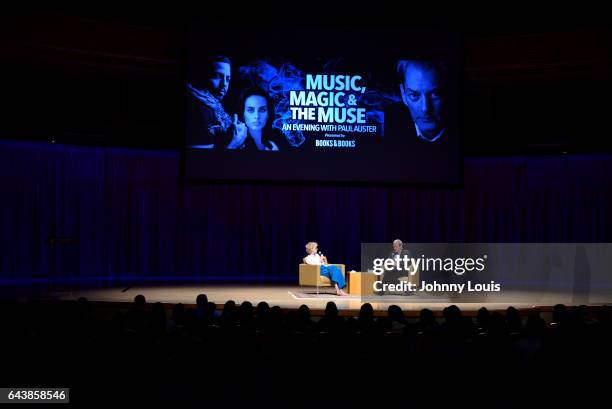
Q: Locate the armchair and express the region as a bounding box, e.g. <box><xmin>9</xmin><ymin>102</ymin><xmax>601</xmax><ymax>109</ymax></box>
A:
<box><xmin>299</xmin><ymin>260</ymin><xmax>346</xmax><ymax>295</ymax></box>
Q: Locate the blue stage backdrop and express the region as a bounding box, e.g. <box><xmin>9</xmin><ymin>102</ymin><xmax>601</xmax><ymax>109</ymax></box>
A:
<box><xmin>1</xmin><ymin>140</ymin><xmax>612</xmax><ymax>284</ymax></box>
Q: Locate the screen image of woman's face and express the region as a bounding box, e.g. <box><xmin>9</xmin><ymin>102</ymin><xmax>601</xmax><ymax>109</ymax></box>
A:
<box><xmin>243</xmin><ymin>95</ymin><xmax>269</xmax><ymax>131</ymax></box>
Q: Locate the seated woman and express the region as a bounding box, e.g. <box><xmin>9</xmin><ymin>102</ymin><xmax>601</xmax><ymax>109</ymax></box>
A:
<box><xmin>304</xmin><ymin>242</ymin><xmax>348</xmax><ymax>296</ymax></box>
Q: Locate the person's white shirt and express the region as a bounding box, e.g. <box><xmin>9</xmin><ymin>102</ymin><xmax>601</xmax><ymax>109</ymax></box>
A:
<box><xmin>415</xmin><ymin>123</ymin><xmax>445</xmax><ymax>142</ymax></box>
<box><xmin>304</xmin><ymin>253</ymin><xmax>323</xmax><ymax>265</ymax></box>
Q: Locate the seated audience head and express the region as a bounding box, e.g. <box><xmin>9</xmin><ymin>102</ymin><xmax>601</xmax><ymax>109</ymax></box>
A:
<box><xmin>552</xmin><ymin>304</ymin><xmax>568</xmax><ymax>326</ymax></box>
<box><xmin>134</xmin><ymin>294</ymin><xmax>146</xmax><ymax>306</ymax></box>
<box><xmin>388</xmin><ymin>304</ymin><xmax>404</xmax><ymax>322</ymax></box>
<box><xmin>324</xmin><ymin>301</ymin><xmax>338</xmax><ymax>318</ymax></box>
<box><xmin>196</xmin><ymin>294</ymin><xmax>208</xmax><ymax>307</ymax></box>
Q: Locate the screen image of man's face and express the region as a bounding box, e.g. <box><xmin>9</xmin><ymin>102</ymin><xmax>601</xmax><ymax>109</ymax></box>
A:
<box><xmin>207</xmin><ymin>62</ymin><xmax>231</xmax><ymax>101</ymax></box>
<box><xmin>400</xmin><ymin>64</ymin><xmax>446</xmax><ymax>138</ymax></box>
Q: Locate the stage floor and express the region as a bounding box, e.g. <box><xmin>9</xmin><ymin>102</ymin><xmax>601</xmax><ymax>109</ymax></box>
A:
<box><xmin>27</xmin><ymin>284</ymin><xmax>612</xmax><ymax>315</ymax></box>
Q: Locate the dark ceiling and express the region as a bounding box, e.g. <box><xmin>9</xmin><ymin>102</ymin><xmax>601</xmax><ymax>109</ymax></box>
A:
<box><xmin>1</xmin><ymin>6</ymin><xmax>610</xmax><ymax>154</ymax></box>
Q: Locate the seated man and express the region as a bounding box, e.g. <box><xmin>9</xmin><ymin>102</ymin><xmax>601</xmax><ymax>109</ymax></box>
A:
<box><xmin>381</xmin><ymin>239</ymin><xmax>413</xmax><ymax>295</ymax></box>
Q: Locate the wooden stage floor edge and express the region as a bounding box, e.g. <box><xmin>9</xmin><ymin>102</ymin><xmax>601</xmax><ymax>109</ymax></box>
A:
<box><xmin>16</xmin><ymin>284</ymin><xmax>612</xmax><ymax>317</ymax></box>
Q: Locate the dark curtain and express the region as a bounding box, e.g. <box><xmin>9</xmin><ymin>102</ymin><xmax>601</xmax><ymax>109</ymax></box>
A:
<box><xmin>1</xmin><ymin>140</ymin><xmax>611</xmax><ymax>284</ymax></box>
